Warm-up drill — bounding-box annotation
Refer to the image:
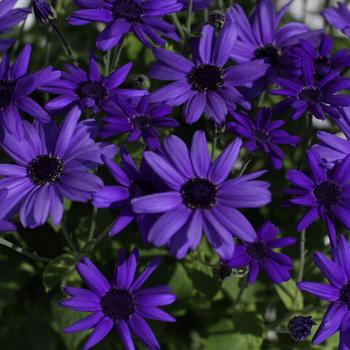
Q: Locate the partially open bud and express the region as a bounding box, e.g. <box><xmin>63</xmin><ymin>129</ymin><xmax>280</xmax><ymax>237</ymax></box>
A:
<box><xmin>32</xmin><ymin>0</ymin><xmax>56</xmax><ymax>25</ymax></box>
<box><xmin>208</xmin><ymin>10</ymin><xmax>225</xmax><ymax>31</ymax></box>
<box><xmin>132</xmin><ymin>74</ymin><xmax>151</xmax><ymax>90</ymax></box>
<box><xmin>288</xmin><ymin>315</ymin><xmax>316</xmax><ymax>341</ymax></box>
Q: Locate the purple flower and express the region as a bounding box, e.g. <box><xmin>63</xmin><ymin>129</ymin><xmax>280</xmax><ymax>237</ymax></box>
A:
<box><xmin>227</xmin><ymin>108</ymin><xmax>300</xmax><ymax>169</ymax></box>
<box><xmin>288</xmin><ymin>316</ymin><xmax>316</xmax><ymax>342</ymax></box>
<box><xmin>179</xmin><ymin>0</ymin><xmax>212</xmax><ymax>11</ymax></box>
<box><xmin>222</xmin><ymin>221</ymin><xmax>295</xmax><ymax>284</ymax></box>
<box><xmin>285</xmin><ymin>149</ymin><xmax>350</xmax><ymax>246</ymax></box>
<box><xmin>229</xmin><ymin>0</ymin><xmax>320</xmax><ymax>73</ymax></box>
<box><xmin>44</xmin><ymin>52</ymin><xmax>146</xmax><ymax>114</ymax></box>
<box><xmin>32</xmin><ymin>0</ymin><xmax>56</xmax><ymax>24</ymax></box>
<box><xmin>0</xmin><ymin>44</ymin><xmax>60</xmax><ymax>138</ymax></box>
<box><xmin>298</xmin><ymin>235</ymin><xmax>350</xmax><ymax>348</ymax></box>
<box><xmin>323</xmin><ymin>3</ymin><xmax>350</xmax><ymax>38</ymax></box>
<box><xmin>93</xmin><ymin>146</ymin><xmax>158</xmax><ymax>239</ymax></box>
<box><xmin>290</xmin><ymin>34</ymin><xmax>350</xmax><ymax>78</ymax></box>
<box><xmin>68</xmin><ymin>0</ymin><xmax>182</xmax><ymax>51</ymax></box>
<box><xmin>313</xmin><ymin>130</ymin><xmax>350</xmax><ymax>169</ymax></box>
<box><xmin>60</xmin><ymin>249</ymin><xmax>176</xmax><ymax>350</ymax></box>
<box><xmin>0</xmin><ymin>190</ymin><xmax>16</xmax><ymax>232</ymax></box>
<box><xmin>271</xmin><ymin>60</ymin><xmax>350</xmax><ymax>121</ymax></box>
<box><xmin>101</xmin><ymin>96</ymin><xmax>178</xmax><ymax>149</ymax></box>
<box><xmin>0</xmin><ymin>0</ymin><xmax>30</xmax><ymax>51</ymax></box>
<box><xmin>131</xmin><ymin>131</ymin><xmax>271</xmax><ymax>259</ymax></box>
<box><xmin>150</xmin><ymin>22</ymin><xmax>268</xmax><ymax>124</ymax></box>
<box><xmin>0</xmin><ymin>106</ymin><xmax>116</xmax><ymax>228</ymax></box>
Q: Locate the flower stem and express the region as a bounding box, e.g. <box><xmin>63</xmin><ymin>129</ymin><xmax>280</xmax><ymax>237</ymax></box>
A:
<box><xmin>239</xmin><ymin>154</ymin><xmax>252</xmax><ymax>176</ymax></box>
<box><xmin>297</xmin><ymin>229</ymin><xmax>306</xmax><ymax>282</ymax></box>
<box><xmin>51</xmin><ymin>23</ymin><xmax>76</xmax><ymax>64</ymax></box>
<box><xmin>234</xmin><ymin>278</ymin><xmax>247</xmax><ymax>307</ymax></box>
<box><xmin>218</xmin><ymin>0</ymin><xmax>224</xmax><ymax>9</ymax></box>
<box><xmin>172</xmin><ymin>14</ymin><xmax>185</xmax><ymax>39</ymax></box>
<box><xmin>211</xmin><ymin>135</ymin><xmax>217</xmax><ymax>159</ymax></box>
<box><xmin>61</xmin><ymin>223</ymin><xmax>79</xmax><ymax>254</ymax></box>
<box><xmin>0</xmin><ymin>238</ymin><xmax>50</xmax><ymax>263</ymax></box>
<box><xmin>88</xmin><ymin>207</ymin><xmax>97</xmax><ymax>241</ymax></box>
<box><xmin>83</xmin><ymin>222</ymin><xmax>114</xmax><ymax>253</ymax></box>
<box><xmin>186</xmin><ymin>0</ymin><xmax>193</xmax><ymax>36</ymax></box>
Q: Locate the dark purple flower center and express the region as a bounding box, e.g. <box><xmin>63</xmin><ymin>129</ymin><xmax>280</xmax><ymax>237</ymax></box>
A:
<box><xmin>112</xmin><ymin>0</ymin><xmax>141</xmax><ymax>22</ymax></box>
<box><xmin>0</xmin><ymin>80</ymin><xmax>15</xmax><ymax>109</ymax></box>
<box><xmin>27</xmin><ymin>155</ymin><xmax>64</xmax><ymax>186</ymax></box>
<box><xmin>340</xmin><ymin>282</ymin><xmax>350</xmax><ymax>309</ymax></box>
<box><xmin>246</xmin><ymin>241</ymin><xmax>267</xmax><ymax>261</ymax></box>
<box><xmin>287</xmin><ymin>315</ymin><xmax>316</xmax><ymax>341</ymax></box>
<box><xmin>252</xmin><ymin>127</ymin><xmax>271</xmax><ymax>144</ymax></box>
<box><xmin>100</xmin><ymin>288</ymin><xmax>135</xmax><ymax>321</ymax></box>
<box><xmin>188</xmin><ymin>65</ymin><xmax>224</xmax><ymax>92</ymax></box>
<box><xmin>314</xmin><ymin>181</ymin><xmax>341</xmax><ymax>207</ymax></box>
<box><xmin>128</xmin><ymin>114</ymin><xmax>152</xmax><ymax>130</ymax></box>
<box><xmin>181</xmin><ymin>178</ymin><xmax>217</xmax><ymax>209</ymax></box>
<box><xmin>75</xmin><ymin>81</ymin><xmax>107</xmax><ymax>105</ymax></box>
<box><xmin>254</xmin><ymin>44</ymin><xmax>282</xmax><ymax>65</ymax></box>
<box><xmin>297</xmin><ymin>86</ymin><xmax>321</xmax><ymax>105</ymax></box>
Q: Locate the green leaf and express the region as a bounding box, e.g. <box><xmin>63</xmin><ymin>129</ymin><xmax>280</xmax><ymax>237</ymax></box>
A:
<box><xmin>275</xmin><ymin>279</ymin><xmax>303</xmax><ymax>311</ymax></box>
<box><xmin>189</xmin><ymin>267</ymin><xmax>221</xmax><ymax>299</ymax></box>
<box><xmin>43</xmin><ymin>254</ymin><xmax>76</xmax><ymax>292</ymax></box>
<box><xmin>169</xmin><ymin>263</ymin><xmax>193</xmax><ymax>299</ymax></box>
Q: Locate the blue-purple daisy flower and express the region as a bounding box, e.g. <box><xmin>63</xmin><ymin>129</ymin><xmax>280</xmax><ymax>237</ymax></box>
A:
<box><xmin>68</xmin><ymin>0</ymin><xmax>182</xmax><ymax>51</ymax></box>
<box><xmin>323</xmin><ymin>3</ymin><xmax>350</xmax><ymax>38</ymax></box>
<box><xmin>298</xmin><ymin>235</ymin><xmax>350</xmax><ymax>349</ymax></box>
<box><xmin>285</xmin><ymin>149</ymin><xmax>350</xmax><ymax>246</ymax></box>
<box><xmin>290</xmin><ymin>34</ymin><xmax>350</xmax><ymax>78</ymax></box>
<box><xmin>0</xmin><ymin>44</ymin><xmax>60</xmax><ymax>138</ymax></box>
<box><xmin>222</xmin><ymin>221</ymin><xmax>295</xmax><ymax>284</ymax></box>
<box><xmin>101</xmin><ymin>96</ymin><xmax>178</xmax><ymax>149</ymax></box>
<box><xmin>132</xmin><ymin>131</ymin><xmax>271</xmax><ymax>259</ymax></box>
<box><xmin>272</xmin><ymin>60</ymin><xmax>350</xmax><ymax>121</ymax></box>
<box><xmin>60</xmin><ymin>249</ymin><xmax>176</xmax><ymax>350</ymax></box>
<box><xmin>227</xmin><ymin>108</ymin><xmax>300</xmax><ymax>169</ymax></box>
<box><xmin>229</xmin><ymin>0</ymin><xmax>320</xmax><ymax>75</ymax></box>
<box><xmin>44</xmin><ymin>52</ymin><xmax>146</xmax><ymax>114</ymax></box>
<box><xmin>0</xmin><ymin>106</ymin><xmax>116</xmax><ymax>228</ymax></box>
<box><xmin>150</xmin><ymin>22</ymin><xmax>268</xmax><ymax>124</ymax></box>
<box><xmin>92</xmin><ymin>146</ymin><xmax>158</xmax><ymax>239</ymax></box>
<box><xmin>0</xmin><ymin>0</ymin><xmax>30</xmax><ymax>51</ymax></box>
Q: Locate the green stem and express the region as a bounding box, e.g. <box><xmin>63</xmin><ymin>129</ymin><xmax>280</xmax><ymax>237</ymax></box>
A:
<box><xmin>105</xmin><ymin>50</ymin><xmax>112</xmax><ymax>76</ymax></box>
<box><xmin>218</xmin><ymin>0</ymin><xmax>224</xmax><ymax>9</ymax></box>
<box><xmin>211</xmin><ymin>135</ymin><xmax>217</xmax><ymax>159</ymax></box>
<box><xmin>239</xmin><ymin>154</ymin><xmax>252</xmax><ymax>176</ymax></box>
<box><xmin>61</xmin><ymin>223</ymin><xmax>79</xmax><ymax>254</ymax></box>
<box><xmin>0</xmin><ymin>238</ymin><xmax>50</xmax><ymax>263</ymax></box>
<box><xmin>111</xmin><ymin>42</ymin><xmax>125</xmax><ymax>71</ymax></box>
<box><xmin>234</xmin><ymin>278</ymin><xmax>247</xmax><ymax>307</ymax></box>
<box><xmin>172</xmin><ymin>14</ymin><xmax>185</xmax><ymax>39</ymax></box>
<box><xmin>51</xmin><ymin>23</ymin><xmax>76</xmax><ymax>63</ymax></box>
<box><xmin>83</xmin><ymin>222</ymin><xmax>114</xmax><ymax>253</ymax></box>
<box><xmin>297</xmin><ymin>229</ymin><xmax>306</xmax><ymax>282</ymax></box>
<box><xmin>186</xmin><ymin>0</ymin><xmax>193</xmax><ymax>36</ymax></box>
<box><xmin>88</xmin><ymin>207</ymin><xmax>98</xmax><ymax>241</ymax></box>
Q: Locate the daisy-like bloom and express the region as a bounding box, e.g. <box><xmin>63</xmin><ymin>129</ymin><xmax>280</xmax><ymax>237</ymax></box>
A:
<box><xmin>290</xmin><ymin>34</ymin><xmax>350</xmax><ymax>79</ymax></box>
<box><xmin>101</xmin><ymin>96</ymin><xmax>179</xmax><ymax>149</ymax></box>
<box><xmin>227</xmin><ymin>108</ymin><xmax>300</xmax><ymax>169</ymax></box>
<box><xmin>285</xmin><ymin>149</ymin><xmax>350</xmax><ymax>246</ymax></box>
<box><xmin>323</xmin><ymin>3</ymin><xmax>350</xmax><ymax>38</ymax></box>
<box><xmin>313</xmin><ymin>130</ymin><xmax>350</xmax><ymax>169</ymax></box>
<box><xmin>92</xmin><ymin>146</ymin><xmax>158</xmax><ymax>239</ymax></box>
<box><xmin>0</xmin><ymin>106</ymin><xmax>116</xmax><ymax>228</ymax></box>
<box><xmin>132</xmin><ymin>131</ymin><xmax>271</xmax><ymax>259</ymax></box>
<box><xmin>60</xmin><ymin>249</ymin><xmax>176</xmax><ymax>350</ymax></box>
<box><xmin>68</xmin><ymin>0</ymin><xmax>182</xmax><ymax>51</ymax></box>
<box><xmin>229</xmin><ymin>0</ymin><xmax>319</xmax><ymax>74</ymax></box>
<box><xmin>0</xmin><ymin>0</ymin><xmax>30</xmax><ymax>51</ymax></box>
<box><xmin>150</xmin><ymin>22</ymin><xmax>268</xmax><ymax>124</ymax></box>
<box><xmin>271</xmin><ymin>60</ymin><xmax>350</xmax><ymax>121</ymax></box>
<box><xmin>44</xmin><ymin>52</ymin><xmax>146</xmax><ymax>114</ymax></box>
<box><xmin>287</xmin><ymin>316</ymin><xmax>316</xmax><ymax>342</ymax></box>
<box><xmin>32</xmin><ymin>0</ymin><xmax>56</xmax><ymax>25</ymax></box>
<box><xmin>221</xmin><ymin>221</ymin><xmax>295</xmax><ymax>284</ymax></box>
<box><xmin>0</xmin><ymin>44</ymin><xmax>60</xmax><ymax>138</ymax></box>
<box><xmin>179</xmin><ymin>0</ymin><xmax>212</xmax><ymax>11</ymax></box>
<box><xmin>298</xmin><ymin>235</ymin><xmax>350</xmax><ymax>349</ymax></box>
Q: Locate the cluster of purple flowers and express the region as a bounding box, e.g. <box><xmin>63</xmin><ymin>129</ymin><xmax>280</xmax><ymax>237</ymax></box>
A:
<box><xmin>4</xmin><ymin>0</ymin><xmax>350</xmax><ymax>348</ymax></box>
